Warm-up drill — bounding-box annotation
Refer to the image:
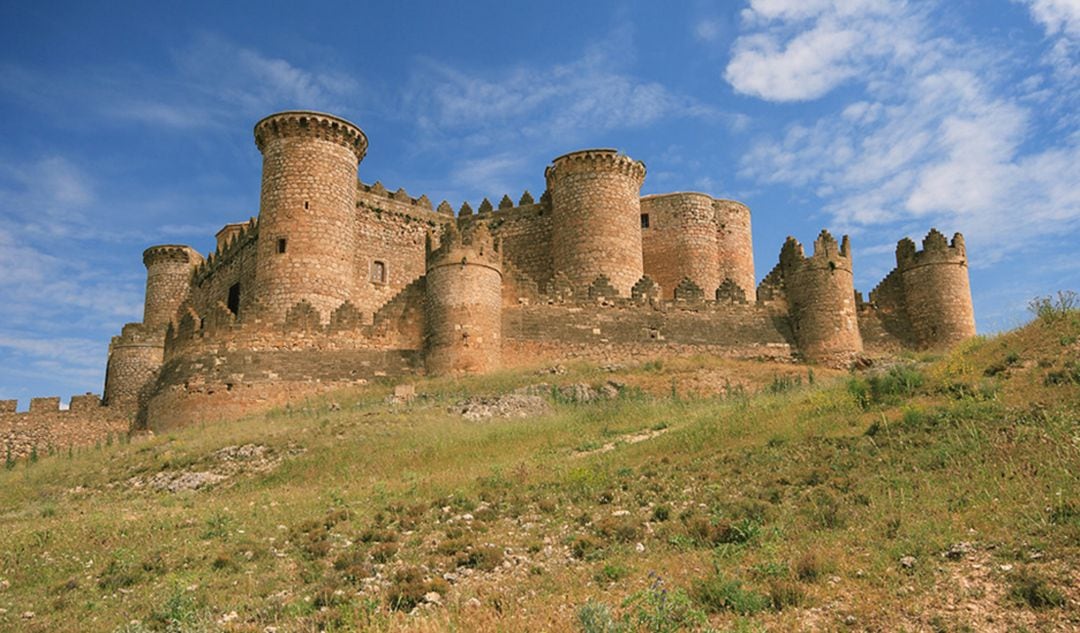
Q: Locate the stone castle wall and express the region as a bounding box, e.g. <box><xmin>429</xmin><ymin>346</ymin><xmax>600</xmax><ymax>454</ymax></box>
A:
<box><xmin>4</xmin><ymin>110</ymin><xmax>978</xmax><ymax>440</ymax></box>
<box><xmin>0</xmin><ymin>395</ymin><xmax>129</xmax><ymax>460</ymax></box>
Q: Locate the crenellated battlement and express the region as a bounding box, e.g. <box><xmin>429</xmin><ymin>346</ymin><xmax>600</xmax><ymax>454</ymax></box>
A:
<box><xmin>896</xmin><ymin>228</ymin><xmax>967</xmax><ymax>269</ymax></box>
<box><xmin>0</xmin><ymin>393</ymin><xmax>103</xmax><ymax>415</ymax></box>
<box><xmin>254</xmin><ymin>110</ymin><xmax>368</xmax><ymax>161</ymax></box>
<box><xmin>45</xmin><ymin>109</ymin><xmax>976</xmax><ymax>434</ymax></box>
<box><xmin>426</xmin><ymin>221</ymin><xmax>502</xmax><ymax>272</ymax></box>
<box><xmin>544</xmin><ymin>149</ymin><xmax>646</xmax><ymax>186</ymax></box>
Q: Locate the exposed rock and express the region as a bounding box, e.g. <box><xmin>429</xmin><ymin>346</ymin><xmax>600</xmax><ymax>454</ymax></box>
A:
<box><xmin>454</xmin><ymin>395</ymin><xmax>551</xmax><ymax>421</ymax></box>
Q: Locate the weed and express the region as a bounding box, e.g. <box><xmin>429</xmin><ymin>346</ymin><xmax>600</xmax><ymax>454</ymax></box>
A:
<box><xmin>651</xmin><ymin>505</ymin><xmax>670</xmax><ymax>522</ymax></box>
<box><xmin>594</xmin><ymin>563</ymin><xmax>631</xmax><ymax>583</ymax></box>
<box><xmin>624</xmin><ymin>573</ymin><xmax>707</xmax><ymax>632</ymax></box>
<box><xmin>369</xmin><ymin>541</ymin><xmax>398</xmax><ymax>563</ymax></box>
<box><xmin>690</xmin><ymin>574</ymin><xmax>770</xmax><ymax>615</ymax></box>
<box><xmin>578</xmin><ymin>600</ymin><xmax>626</xmax><ymax>633</ymax></box>
<box><xmin>99</xmin><ymin>555</ymin><xmax>140</xmax><ymax>591</ymax></box>
<box><xmin>1009</xmin><ymin>568</ymin><xmax>1066</xmax><ymax>609</ymax></box>
<box><xmin>1028</xmin><ymin>290</ymin><xmax>1078</xmax><ymax>323</ymax></box>
<box><xmin>794</xmin><ymin>549</ymin><xmax>833</xmax><ymax>582</ymax></box>
<box><xmin>455</xmin><ymin>544</ymin><xmax>503</xmax><ymax>571</ymax></box>
<box><xmin>385</xmin><ymin>566</ymin><xmax>448</xmax><ymax>612</ymax></box>
<box><xmin>768</xmin><ymin>579</ymin><xmax>806</xmax><ymax>610</ymax></box>
<box><xmin>201</xmin><ymin>513</ymin><xmax>232</xmax><ymax>540</ymax></box>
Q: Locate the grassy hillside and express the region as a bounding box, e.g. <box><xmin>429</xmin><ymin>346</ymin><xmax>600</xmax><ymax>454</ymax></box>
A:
<box><xmin>1</xmin><ymin>307</ymin><xmax>1078</xmax><ymax>632</ymax></box>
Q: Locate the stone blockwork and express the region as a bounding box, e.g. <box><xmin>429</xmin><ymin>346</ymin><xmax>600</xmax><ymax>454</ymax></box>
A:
<box><xmin>776</xmin><ymin>231</ymin><xmax>863</xmax><ymax>364</ymax></box>
<box><xmin>1</xmin><ymin>394</ymin><xmax>128</xmax><ymax>460</ymax></box>
<box><xmin>546</xmin><ymin>149</ymin><xmax>646</xmax><ymax>296</ymax></box>
<box><xmin>424</xmin><ymin>222</ymin><xmax>503</xmax><ymax>375</ymax></box>
<box><xmin>7</xmin><ymin>109</ymin><xmax>977</xmax><ymax>438</ymax></box>
<box><xmin>143</xmin><ymin>245</ymin><xmax>203</xmax><ymax>327</ymax></box>
<box><xmin>253</xmin><ymin>111</ymin><xmax>368</xmax><ymax>323</ymax></box>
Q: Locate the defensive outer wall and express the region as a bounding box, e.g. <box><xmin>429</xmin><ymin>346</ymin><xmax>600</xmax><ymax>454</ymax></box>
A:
<box><xmin>2</xmin><ymin>110</ymin><xmax>977</xmax><ymax>457</ymax></box>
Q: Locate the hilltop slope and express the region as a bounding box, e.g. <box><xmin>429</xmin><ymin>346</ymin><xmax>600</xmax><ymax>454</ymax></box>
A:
<box><xmin>0</xmin><ymin>311</ymin><xmax>1077</xmax><ymax>632</ymax></box>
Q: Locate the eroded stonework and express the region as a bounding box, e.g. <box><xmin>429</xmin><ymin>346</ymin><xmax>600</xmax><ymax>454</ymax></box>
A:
<box><xmin>2</xmin><ymin>110</ymin><xmax>977</xmax><ymax>453</ymax></box>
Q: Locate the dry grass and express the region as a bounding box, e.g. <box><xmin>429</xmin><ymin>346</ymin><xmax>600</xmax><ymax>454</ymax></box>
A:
<box><xmin>1</xmin><ymin>313</ymin><xmax>1078</xmax><ymax>632</ymax></box>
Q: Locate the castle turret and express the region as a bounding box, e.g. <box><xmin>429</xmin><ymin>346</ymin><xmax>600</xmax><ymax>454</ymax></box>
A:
<box><xmin>424</xmin><ymin>221</ymin><xmax>503</xmax><ymax>375</ymax></box>
<box><xmin>142</xmin><ymin>245</ymin><xmax>202</xmax><ymax>329</ymax></box>
<box><xmin>779</xmin><ymin>231</ymin><xmax>863</xmax><ymax>364</ymax></box>
<box><xmin>640</xmin><ymin>193</ymin><xmax>720</xmax><ymax>299</ymax></box>
<box><xmin>896</xmin><ymin>229</ymin><xmax>976</xmax><ymax>348</ymax></box>
<box><xmin>252</xmin><ymin>111</ymin><xmax>368</xmax><ymax>322</ymax></box>
<box><xmin>103</xmin><ymin>323</ymin><xmax>164</xmax><ymax>413</ymax></box>
<box><xmin>545</xmin><ymin>149</ymin><xmax>646</xmax><ymax>296</ymax></box>
<box><xmin>715</xmin><ymin>199</ymin><xmax>755</xmax><ymax>299</ymax></box>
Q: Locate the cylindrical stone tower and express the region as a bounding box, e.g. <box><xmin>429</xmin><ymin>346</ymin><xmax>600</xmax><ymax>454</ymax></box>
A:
<box><xmin>103</xmin><ymin>323</ymin><xmax>164</xmax><ymax>413</ymax></box>
<box><xmin>897</xmin><ymin>229</ymin><xmax>976</xmax><ymax>349</ymax></box>
<box><xmin>545</xmin><ymin>149</ymin><xmax>646</xmax><ymax>296</ymax></box>
<box><xmin>424</xmin><ymin>222</ymin><xmax>503</xmax><ymax>376</ymax></box>
<box><xmin>142</xmin><ymin>245</ymin><xmax>202</xmax><ymax>328</ymax></box>
<box><xmin>252</xmin><ymin>111</ymin><xmax>368</xmax><ymax>322</ymax></box>
<box><xmin>640</xmin><ymin>193</ymin><xmax>719</xmax><ymax>299</ymax></box>
<box><xmin>715</xmin><ymin>199</ymin><xmax>755</xmax><ymax>299</ymax></box>
<box><xmin>781</xmin><ymin>231</ymin><xmax>863</xmax><ymax>364</ymax></box>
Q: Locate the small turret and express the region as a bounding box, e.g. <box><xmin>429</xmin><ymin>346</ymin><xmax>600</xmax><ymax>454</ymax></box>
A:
<box><xmin>103</xmin><ymin>323</ymin><xmax>164</xmax><ymax>415</ymax></box>
<box><xmin>424</xmin><ymin>221</ymin><xmax>503</xmax><ymax>375</ymax></box>
<box><xmin>545</xmin><ymin>149</ymin><xmax>646</xmax><ymax>296</ymax></box>
<box><xmin>142</xmin><ymin>245</ymin><xmax>202</xmax><ymax>329</ymax></box>
<box><xmin>896</xmin><ymin>229</ymin><xmax>976</xmax><ymax>349</ymax></box>
<box><xmin>778</xmin><ymin>230</ymin><xmax>863</xmax><ymax>364</ymax></box>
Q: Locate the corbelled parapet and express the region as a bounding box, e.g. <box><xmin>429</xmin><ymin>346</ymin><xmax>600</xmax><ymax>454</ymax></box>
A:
<box><xmin>894</xmin><ymin>229</ymin><xmax>975</xmax><ymax>349</ymax></box>
<box><xmin>776</xmin><ymin>230</ymin><xmax>862</xmax><ymax>364</ymax></box>
<box><xmin>543</xmin><ymin>148</ymin><xmax>646</xmax><ymax>186</ymax></box>
<box><xmin>142</xmin><ymin>244</ymin><xmax>203</xmax><ymax>329</ymax></box>
<box><xmin>545</xmin><ymin>149</ymin><xmax>647</xmax><ymax>297</ymax></box>
<box><xmin>424</xmin><ymin>221</ymin><xmax>503</xmax><ymax>376</ymax></box>
<box><xmin>254</xmin><ymin>110</ymin><xmax>368</xmax><ymax>161</ymax></box>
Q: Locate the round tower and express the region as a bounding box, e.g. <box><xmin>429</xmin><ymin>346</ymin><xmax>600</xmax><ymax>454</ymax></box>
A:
<box><xmin>640</xmin><ymin>193</ymin><xmax>719</xmax><ymax>299</ymax></box>
<box><xmin>252</xmin><ymin>111</ymin><xmax>368</xmax><ymax>322</ymax></box>
<box><xmin>897</xmin><ymin>229</ymin><xmax>976</xmax><ymax>349</ymax></box>
<box><xmin>780</xmin><ymin>231</ymin><xmax>863</xmax><ymax>363</ymax></box>
<box><xmin>424</xmin><ymin>221</ymin><xmax>503</xmax><ymax>376</ymax></box>
<box><xmin>714</xmin><ymin>199</ymin><xmax>755</xmax><ymax>299</ymax></box>
<box><xmin>545</xmin><ymin>149</ymin><xmax>646</xmax><ymax>296</ymax></box>
<box><xmin>103</xmin><ymin>323</ymin><xmax>164</xmax><ymax>413</ymax></box>
<box><xmin>142</xmin><ymin>245</ymin><xmax>202</xmax><ymax>328</ymax></box>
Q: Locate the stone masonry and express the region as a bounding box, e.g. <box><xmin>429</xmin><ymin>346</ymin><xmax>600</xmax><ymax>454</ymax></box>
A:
<box><xmin>2</xmin><ymin>109</ymin><xmax>979</xmax><ymax>448</ymax></box>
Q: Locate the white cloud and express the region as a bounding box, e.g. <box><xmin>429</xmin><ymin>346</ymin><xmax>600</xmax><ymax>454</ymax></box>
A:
<box><xmin>730</xmin><ymin>1</ymin><xmax>1080</xmax><ymax>270</ymax></box>
<box><xmin>1019</xmin><ymin>0</ymin><xmax>1080</xmax><ymax>37</ymax></box>
<box><xmin>725</xmin><ymin>0</ymin><xmax>913</xmax><ymax>101</ymax></box>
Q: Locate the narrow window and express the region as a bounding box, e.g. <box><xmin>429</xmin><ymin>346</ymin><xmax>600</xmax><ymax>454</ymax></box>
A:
<box><xmin>371</xmin><ymin>260</ymin><xmax>387</xmax><ymax>284</ymax></box>
<box><xmin>277</xmin><ymin>238</ymin><xmax>287</xmax><ymax>254</ymax></box>
<box><xmin>227</xmin><ymin>283</ymin><xmax>241</xmax><ymax>316</ymax></box>
<box><xmin>640</xmin><ymin>213</ymin><xmax>650</xmax><ymax>229</ymax></box>
<box><xmin>304</xmin><ymin>201</ymin><xmax>309</xmax><ymax>210</ymax></box>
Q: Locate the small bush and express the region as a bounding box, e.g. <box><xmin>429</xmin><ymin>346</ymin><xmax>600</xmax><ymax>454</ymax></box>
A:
<box><xmin>369</xmin><ymin>541</ymin><xmax>398</xmax><ymax>564</ymax></box>
<box><xmin>594</xmin><ymin>515</ymin><xmax>641</xmax><ymax>543</ymax></box>
<box><xmin>768</xmin><ymin>579</ymin><xmax>806</xmax><ymax>610</ymax></box>
<box><xmin>577</xmin><ymin>600</ymin><xmax>626</xmax><ymax>633</ymax></box>
<box><xmin>332</xmin><ymin>548</ymin><xmax>373</xmax><ymax>584</ymax></box>
<box><xmin>456</xmin><ymin>544</ymin><xmax>504</xmax><ymax>571</ymax></box>
<box><xmin>571</xmin><ymin>535</ymin><xmax>605</xmax><ymax>560</ymax></box>
<box><xmin>651</xmin><ymin>505</ymin><xmax>671</xmax><ymax>522</ymax></box>
<box><xmin>594</xmin><ymin>563</ymin><xmax>631</xmax><ymax>583</ymax></box>
<box><xmin>690</xmin><ymin>575</ymin><xmax>770</xmax><ymax>615</ymax></box>
<box><xmin>210</xmin><ymin>552</ymin><xmax>239</xmax><ymax>572</ymax></box>
<box><xmin>386</xmin><ymin>567</ymin><xmax>448</xmax><ymax>612</ymax></box>
<box><xmin>1009</xmin><ymin>568</ymin><xmax>1066</xmax><ymax>609</ymax></box>
<box><xmin>794</xmin><ymin>549</ymin><xmax>833</xmax><ymax>582</ymax></box>
<box><xmin>98</xmin><ymin>557</ymin><xmax>140</xmax><ymax>591</ymax></box>
<box><xmin>625</xmin><ymin>574</ymin><xmax>707</xmax><ymax>632</ymax></box>
<box><xmin>1029</xmin><ymin>290</ymin><xmax>1078</xmax><ymax>323</ymax></box>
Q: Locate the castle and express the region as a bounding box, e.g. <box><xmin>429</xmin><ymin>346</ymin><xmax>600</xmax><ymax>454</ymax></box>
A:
<box><xmin>1</xmin><ymin>110</ymin><xmax>976</xmax><ymax>454</ymax></box>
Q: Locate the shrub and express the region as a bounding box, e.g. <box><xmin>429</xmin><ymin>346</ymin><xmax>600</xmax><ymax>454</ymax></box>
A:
<box><xmin>455</xmin><ymin>544</ymin><xmax>504</xmax><ymax>571</ymax></box>
<box><xmin>594</xmin><ymin>515</ymin><xmax>641</xmax><ymax>543</ymax></box>
<box><xmin>571</xmin><ymin>535</ymin><xmax>605</xmax><ymax>560</ymax></box>
<box><xmin>1009</xmin><ymin>568</ymin><xmax>1065</xmax><ymax>609</ymax></box>
<box><xmin>651</xmin><ymin>505</ymin><xmax>671</xmax><ymax>522</ymax></box>
<box><xmin>625</xmin><ymin>574</ymin><xmax>706</xmax><ymax>632</ymax></box>
<box><xmin>594</xmin><ymin>563</ymin><xmax>631</xmax><ymax>583</ymax></box>
<box><xmin>794</xmin><ymin>549</ymin><xmax>833</xmax><ymax>582</ymax></box>
<box><xmin>1028</xmin><ymin>290</ymin><xmax>1078</xmax><ymax>323</ymax></box>
<box><xmin>768</xmin><ymin>579</ymin><xmax>806</xmax><ymax>610</ymax></box>
<box><xmin>385</xmin><ymin>567</ymin><xmax>448</xmax><ymax>612</ymax></box>
<box><xmin>369</xmin><ymin>541</ymin><xmax>398</xmax><ymax>564</ymax></box>
<box><xmin>577</xmin><ymin>600</ymin><xmax>626</xmax><ymax>633</ymax></box>
<box><xmin>689</xmin><ymin>575</ymin><xmax>770</xmax><ymax>615</ymax></box>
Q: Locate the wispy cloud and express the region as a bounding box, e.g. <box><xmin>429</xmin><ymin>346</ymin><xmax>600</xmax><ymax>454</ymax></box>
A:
<box><xmin>404</xmin><ymin>29</ymin><xmax>721</xmax><ymax>153</ymax></box>
<box><xmin>725</xmin><ymin>1</ymin><xmax>1080</xmax><ymax>271</ymax></box>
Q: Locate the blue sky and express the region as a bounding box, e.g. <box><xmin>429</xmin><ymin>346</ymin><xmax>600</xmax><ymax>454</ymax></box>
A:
<box><xmin>1</xmin><ymin>0</ymin><xmax>1078</xmax><ymax>405</ymax></box>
